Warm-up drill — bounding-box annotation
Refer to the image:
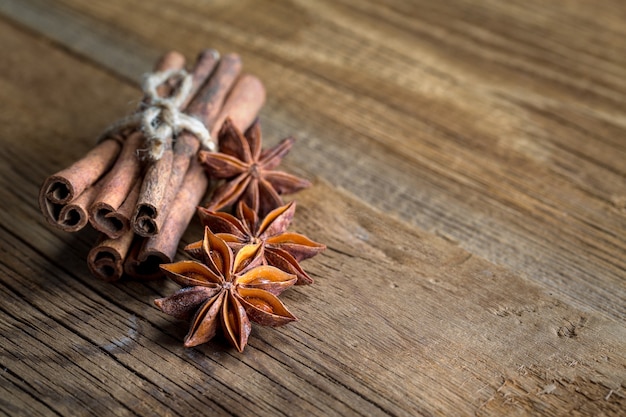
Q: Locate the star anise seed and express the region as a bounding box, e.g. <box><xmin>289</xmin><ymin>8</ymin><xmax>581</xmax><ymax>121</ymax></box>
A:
<box><xmin>155</xmin><ymin>227</ymin><xmax>297</xmax><ymax>351</ymax></box>
<box><xmin>198</xmin><ymin>118</ymin><xmax>311</xmax><ymax>217</ymax></box>
<box><xmin>186</xmin><ymin>201</ymin><xmax>325</xmax><ymax>284</ymax></box>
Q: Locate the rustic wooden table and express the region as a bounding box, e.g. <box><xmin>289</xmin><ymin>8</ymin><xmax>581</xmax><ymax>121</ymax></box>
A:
<box><xmin>1</xmin><ymin>1</ymin><xmax>624</xmax><ymax>416</ymax></box>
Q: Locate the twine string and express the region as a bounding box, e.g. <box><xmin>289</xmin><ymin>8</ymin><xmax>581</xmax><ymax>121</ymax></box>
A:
<box><xmin>98</xmin><ymin>69</ymin><xmax>215</xmax><ymax>160</ymax></box>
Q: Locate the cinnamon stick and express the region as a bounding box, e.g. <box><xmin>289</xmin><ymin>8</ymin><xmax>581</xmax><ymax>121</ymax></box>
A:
<box><xmin>125</xmin><ymin>161</ymin><xmax>208</xmax><ymax>279</ymax></box>
<box><xmin>90</xmin><ymin>179</ymin><xmax>141</xmax><ymax>239</ymax></box>
<box><xmin>182</xmin><ymin>49</ymin><xmax>221</xmax><ymax>109</ymax></box>
<box><xmin>211</xmin><ymin>74</ymin><xmax>267</xmax><ymax>140</ymax></box>
<box><xmin>50</xmin><ymin>182</ymin><xmax>103</xmax><ymax>232</ymax></box>
<box><xmin>86</xmin><ymin>178</ymin><xmax>141</xmax><ymax>281</ymax></box>
<box><xmin>39</xmin><ymin>51</ymin><xmax>186</xmax><ymax>231</ymax></box>
<box><xmin>152</xmin><ymin>51</ymin><xmax>187</xmax><ymax>84</ymax></box>
<box><xmin>125</xmin><ymin>83</ymin><xmax>266</xmax><ymax>279</ymax></box>
<box><xmin>87</xmin><ymin>230</ymin><xmax>137</xmax><ymax>282</ymax></box>
<box><xmin>42</xmin><ymin>49</ymin><xmax>267</xmax><ymax>284</ymax></box>
<box><xmin>88</xmin><ymin>49</ymin><xmax>199</xmax><ymax>237</ymax></box>
<box><xmin>132</xmin><ymin>54</ymin><xmax>243</xmax><ymax>237</ymax></box>
<box><xmin>39</xmin><ymin>140</ymin><xmax>121</xmax><ymax>229</ymax></box>
<box><xmin>133</xmin><ymin>50</ymin><xmax>223</xmax><ymax>237</ymax></box>
<box><xmin>88</xmin><ymin>131</ymin><xmax>144</xmax><ymax>236</ymax></box>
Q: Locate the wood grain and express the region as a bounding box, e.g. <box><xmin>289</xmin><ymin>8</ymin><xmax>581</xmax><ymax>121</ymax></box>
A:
<box><xmin>3</xmin><ymin>0</ymin><xmax>624</xmax><ymax>321</ymax></box>
<box><xmin>0</xmin><ymin>1</ymin><xmax>624</xmax><ymax>416</ymax></box>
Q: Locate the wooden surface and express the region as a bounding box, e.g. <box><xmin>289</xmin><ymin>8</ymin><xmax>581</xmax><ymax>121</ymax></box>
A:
<box><xmin>0</xmin><ymin>1</ymin><xmax>625</xmax><ymax>415</ymax></box>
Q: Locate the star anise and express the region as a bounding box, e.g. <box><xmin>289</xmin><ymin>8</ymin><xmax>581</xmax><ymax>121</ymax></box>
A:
<box><xmin>198</xmin><ymin>117</ymin><xmax>311</xmax><ymax>217</ymax></box>
<box><xmin>155</xmin><ymin>227</ymin><xmax>297</xmax><ymax>351</ymax></box>
<box><xmin>186</xmin><ymin>201</ymin><xmax>325</xmax><ymax>285</ymax></box>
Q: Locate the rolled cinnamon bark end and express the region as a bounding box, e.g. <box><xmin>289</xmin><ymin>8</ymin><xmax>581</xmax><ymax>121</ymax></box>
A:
<box><xmin>90</xmin><ymin>201</ymin><xmax>126</xmax><ymax>237</ymax></box>
<box><xmin>39</xmin><ymin>139</ymin><xmax>121</xmax><ymax>210</ymax></box>
<box><xmin>91</xmin><ymin>179</ymin><xmax>141</xmax><ymax>238</ymax></box>
<box><xmin>211</xmin><ymin>74</ymin><xmax>267</xmax><ymax>138</ymax></box>
<box><xmin>133</xmin><ymin>147</ymin><xmax>173</xmax><ymax>237</ymax></box>
<box><xmin>132</xmin><ymin>204</ymin><xmax>159</xmax><ymax>237</ymax></box>
<box><xmin>123</xmin><ymin>240</ymin><xmax>170</xmax><ymax>280</ymax></box>
<box><xmin>40</xmin><ymin>176</ymin><xmax>73</xmax><ymax>206</ymax></box>
<box><xmin>148</xmin><ymin>161</ymin><xmax>208</xmax><ymax>258</ymax></box>
<box><xmin>89</xmin><ymin>131</ymin><xmax>143</xmax><ymax>232</ymax></box>
<box><xmin>55</xmin><ymin>183</ymin><xmax>102</xmax><ymax>231</ymax></box>
<box><xmin>88</xmin><ymin>230</ymin><xmax>136</xmax><ymax>282</ymax></box>
<box><xmin>40</xmin><ymin>177</ymin><xmax>103</xmax><ymax>231</ymax></box>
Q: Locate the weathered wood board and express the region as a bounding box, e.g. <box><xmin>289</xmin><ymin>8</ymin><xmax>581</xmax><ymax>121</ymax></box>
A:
<box><xmin>0</xmin><ymin>1</ymin><xmax>624</xmax><ymax>416</ymax></box>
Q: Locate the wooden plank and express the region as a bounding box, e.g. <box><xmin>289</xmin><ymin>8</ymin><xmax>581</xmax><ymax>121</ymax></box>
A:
<box><xmin>0</xmin><ymin>2</ymin><xmax>624</xmax><ymax>416</ymax></box>
<box><xmin>1</xmin><ymin>0</ymin><xmax>624</xmax><ymax>322</ymax></box>
<box><xmin>1</xmin><ymin>150</ymin><xmax>624</xmax><ymax>416</ymax></box>
<box><xmin>0</xmin><ymin>0</ymin><xmax>160</xmax><ymax>82</ymax></box>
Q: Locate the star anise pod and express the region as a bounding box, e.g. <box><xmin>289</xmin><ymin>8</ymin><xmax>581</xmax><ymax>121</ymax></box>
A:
<box><xmin>155</xmin><ymin>227</ymin><xmax>297</xmax><ymax>351</ymax></box>
<box><xmin>198</xmin><ymin>117</ymin><xmax>311</xmax><ymax>217</ymax></box>
<box><xmin>186</xmin><ymin>201</ymin><xmax>325</xmax><ymax>285</ymax></box>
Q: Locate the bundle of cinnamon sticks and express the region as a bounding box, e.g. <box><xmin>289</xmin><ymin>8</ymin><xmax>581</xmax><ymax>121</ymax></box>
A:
<box><xmin>39</xmin><ymin>49</ymin><xmax>266</xmax><ymax>281</ymax></box>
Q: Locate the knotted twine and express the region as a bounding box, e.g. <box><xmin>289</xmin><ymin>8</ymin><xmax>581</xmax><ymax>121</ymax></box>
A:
<box><xmin>99</xmin><ymin>69</ymin><xmax>215</xmax><ymax>160</ymax></box>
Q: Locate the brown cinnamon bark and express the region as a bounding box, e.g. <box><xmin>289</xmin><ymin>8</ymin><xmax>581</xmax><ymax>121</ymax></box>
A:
<box><xmin>87</xmin><ymin>230</ymin><xmax>137</xmax><ymax>282</ymax></box>
<box><xmin>133</xmin><ymin>50</ymin><xmax>223</xmax><ymax>237</ymax></box>
<box><xmin>210</xmin><ymin>74</ymin><xmax>267</xmax><ymax>140</ymax></box>
<box><xmin>132</xmin><ymin>54</ymin><xmax>243</xmax><ymax>237</ymax></box>
<box><xmin>88</xmin><ymin>179</ymin><xmax>141</xmax><ymax>238</ymax></box>
<box><xmin>39</xmin><ymin>140</ymin><xmax>122</xmax><ymax>229</ymax></box>
<box><xmin>41</xmin><ymin>49</ymin><xmax>267</xmax><ymax>283</ymax></box>
<box><xmin>125</xmin><ymin>161</ymin><xmax>208</xmax><ymax>279</ymax></box>
<box><xmin>50</xmin><ymin>182</ymin><xmax>103</xmax><ymax>232</ymax></box>
<box><xmin>182</xmin><ymin>49</ymin><xmax>221</xmax><ymax>109</ymax></box>
<box><xmin>125</xmin><ymin>86</ymin><xmax>266</xmax><ymax>279</ymax></box>
<box><xmin>88</xmin><ymin>131</ymin><xmax>144</xmax><ymax>236</ymax></box>
<box><xmin>186</xmin><ymin>54</ymin><xmax>243</xmax><ymax>128</ymax></box>
<box><xmin>39</xmin><ymin>50</ymin><xmax>185</xmax><ymax>231</ymax></box>
<box><xmin>153</xmin><ymin>51</ymin><xmax>186</xmax><ymax>81</ymax></box>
